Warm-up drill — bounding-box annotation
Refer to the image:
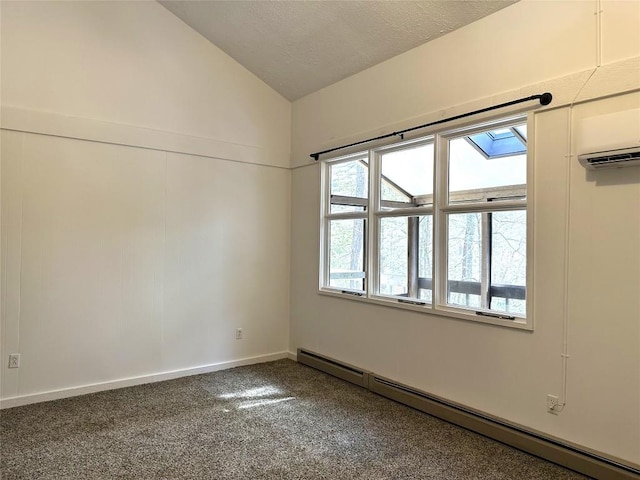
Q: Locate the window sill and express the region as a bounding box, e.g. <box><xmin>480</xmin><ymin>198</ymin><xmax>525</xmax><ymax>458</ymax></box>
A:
<box><xmin>318</xmin><ymin>288</ymin><xmax>533</xmax><ymax>331</ymax></box>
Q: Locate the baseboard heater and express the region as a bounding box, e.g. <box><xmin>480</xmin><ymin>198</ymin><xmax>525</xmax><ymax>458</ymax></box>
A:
<box><xmin>297</xmin><ymin>348</ymin><xmax>639</xmax><ymax>480</ymax></box>
<box><xmin>297</xmin><ymin>349</ymin><xmax>370</xmax><ymax>388</ymax></box>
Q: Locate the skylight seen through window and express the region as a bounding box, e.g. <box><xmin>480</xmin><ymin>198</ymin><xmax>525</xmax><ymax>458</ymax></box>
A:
<box><xmin>465</xmin><ymin>124</ymin><xmax>527</xmax><ymax>159</ymax></box>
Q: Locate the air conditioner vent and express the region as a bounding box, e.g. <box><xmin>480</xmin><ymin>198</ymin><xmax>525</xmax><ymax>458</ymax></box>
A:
<box><xmin>578</xmin><ymin>146</ymin><xmax>640</xmax><ymax>170</ymax></box>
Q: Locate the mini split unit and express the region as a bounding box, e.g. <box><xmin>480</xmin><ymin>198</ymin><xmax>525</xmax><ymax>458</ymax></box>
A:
<box><xmin>578</xmin><ymin>146</ymin><xmax>640</xmax><ymax>169</ymax></box>
<box><xmin>576</xmin><ymin>108</ymin><xmax>640</xmax><ymax>170</ymax></box>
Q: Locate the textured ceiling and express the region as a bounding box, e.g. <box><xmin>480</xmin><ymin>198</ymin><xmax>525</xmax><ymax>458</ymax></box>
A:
<box><xmin>159</xmin><ymin>1</ymin><xmax>518</xmax><ymax>101</ymax></box>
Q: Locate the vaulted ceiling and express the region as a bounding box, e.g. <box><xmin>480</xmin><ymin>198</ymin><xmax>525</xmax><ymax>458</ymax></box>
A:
<box><xmin>160</xmin><ymin>1</ymin><xmax>517</xmax><ymax>101</ymax></box>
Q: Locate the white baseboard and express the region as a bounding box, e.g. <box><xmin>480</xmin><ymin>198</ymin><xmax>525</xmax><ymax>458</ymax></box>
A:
<box><xmin>286</xmin><ymin>350</ymin><xmax>297</xmax><ymax>361</ymax></box>
<box><xmin>0</xmin><ymin>351</ymin><xmax>291</xmax><ymax>409</ymax></box>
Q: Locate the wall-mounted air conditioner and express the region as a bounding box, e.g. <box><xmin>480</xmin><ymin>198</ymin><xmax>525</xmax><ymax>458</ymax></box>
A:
<box><xmin>578</xmin><ymin>146</ymin><xmax>640</xmax><ymax>170</ymax></box>
<box><xmin>576</xmin><ymin>108</ymin><xmax>640</xmax><ymax>170</ymax></box>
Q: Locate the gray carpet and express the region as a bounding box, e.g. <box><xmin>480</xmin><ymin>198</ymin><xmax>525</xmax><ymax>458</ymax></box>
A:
<box><xmin>1</xmin><ymin>359</ymin><xmax>589</xmax><ymax>479</ymax></box>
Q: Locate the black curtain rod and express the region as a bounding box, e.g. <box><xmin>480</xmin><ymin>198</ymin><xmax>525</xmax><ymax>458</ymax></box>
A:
<box><xmin>310</xmin><ymin>92</ymin><xmax>553</xmax><ymax>161</ymax></box>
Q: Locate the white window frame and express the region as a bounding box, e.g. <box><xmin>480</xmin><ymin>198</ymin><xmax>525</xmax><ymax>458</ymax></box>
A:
<box><xmin>319</xmin><ymin>151</ymin><xmax>369</xmax><ymax>296</ymax></box>
<box><xmin>369</xmin><ymin>137</ymin><xmax>435</xmax><ymax>306</ymax></box>
<box><xmin>319</xmin><ymin>114</ymin><xmax>534</xmax><ymax>330</ymax></box>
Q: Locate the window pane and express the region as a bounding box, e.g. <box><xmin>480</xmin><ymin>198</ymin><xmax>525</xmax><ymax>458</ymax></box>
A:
<box><xmin>329</xmin><ymin>219</ymin><xmax>365</xmax><ymax>291</ymax></box>
<box><xmin>490</xmin><ymin>298</ymin><xmax>525</xmax><ymax>315</ymax></box>
<box><xmin>379</xmin><ymin>215</ymin><xmax>432</xmax><ymax>301</ymax></box>
<box><xmin>448</xmin><ymin>122</ymin><xmax>526</xmax><ymax>204</ymax></box>
<box><xmin>447</xmin><ymin>213</ymin><xmax>482</xmax><ymax>308</ymax></box>
<box><xmin>379</xmin><ymin>217</ymin><xmax>407</xmax><ymax>296</ymax></box>
<box><xmin>380</xmin><ymin>144</ymin><xmax>434</xmax><ymax>209</ymax></box>
<box><xmin>490</xmin><ymin>210</ymin><xmax>526</xmax><ymax>315</ymax></box>
<box><xmin>418</xmin><ymin>215</ymin><xmax>433</xmax><ymax>302</ymax></box>
<box><xmin>445</xmin><ymin>211</ymin><xmax>527</xmax><ymax>316</ymax></box>
<box><xmin>330</xmin><ymin>158</ymin><xmax>368</xmax><ymax>213</ymax></box>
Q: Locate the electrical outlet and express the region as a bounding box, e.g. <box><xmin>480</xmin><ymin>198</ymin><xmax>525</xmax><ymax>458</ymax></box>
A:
<box><xmin>547</xmin><ymin>394</ymin><xmax>560</xmax><ymax>414</ymax></box>
<box><xmin>8</xmin><ymin>354</ymin><xmax>20</xmax><ymax>369</ymax></box>
<box><xmin>235</xmin><ymin>328</ymin><xmax>243</xmax><ymax>340</ymax></box>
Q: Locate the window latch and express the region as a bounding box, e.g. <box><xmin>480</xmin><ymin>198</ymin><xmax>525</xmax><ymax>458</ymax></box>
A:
<box><xmin>341</xmin><ymin>290</ymin><xmax>364</xmax><ymax>297</ymax></box>
<box><xmin>398</xmin><ymin>299</ymin><xmax>426</xmax><ymax>306</ymax></box>
<box><xmin>476</xmin><ymin>311</ymin><xmax>515</xmax><ymax>321</ymax></box>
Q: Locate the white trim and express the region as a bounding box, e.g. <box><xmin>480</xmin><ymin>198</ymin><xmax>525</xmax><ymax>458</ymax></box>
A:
<box><xmin>440</xmin><ymin>201</ymin><xmax>527</xmax><ymax>214</ymax></box>
<box><xmin>434</xmin><ymin>133</ymin><xmax>446</xmax><ymax>311</ymax></box>
<box><xmin>319</xmin><ymin>160</ymin><xmax>329</xmax><ymax>290</ymax></box>
<box><xmin>374</xmin><ymin>207</ymin><xmax>433</xmax><ymax>218</ymax></box>
<box><xmin>325</xmin><ymin>211</ymin><xmax>368</xmax><ymax>221</ymax></box>
<box><xmin>526</xmin><ymin>113</ymin><xmax>536</xmax><ymax>330</ymax></box>
<box><xmin>0</xmin><ymin>351</ymin><xmax>290</xmax><ymax>409</ymax></box>
<box><xmin>367</xmin><ymin>149</ymin><xmax>379</xmax><ymax>296</ymax></box>
<box><xmin>286</xmin><ymin>351</ymin><xmax>297</xmax><ymax>361</ymax></box>
<box><xmin>0</xmin><ymin>106</ymin><xmax>290</xmax><ymax>169</ymax></box>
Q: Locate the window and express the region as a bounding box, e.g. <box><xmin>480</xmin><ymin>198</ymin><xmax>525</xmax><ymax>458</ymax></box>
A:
<box><xmin>320</xmin><ymin>116</ymin><xmax>532</xmax><ymax>329</ymax></box>
<box><xmin>322</xmin><ymin>154</ymin><xmax>368</xmax><ymax>293</ymax></box>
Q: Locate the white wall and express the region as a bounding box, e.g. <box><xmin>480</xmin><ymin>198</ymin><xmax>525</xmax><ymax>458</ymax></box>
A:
<box><xmin>1</xmin><ymin>1</ymin><xmax>290</xmax><ymax>160</ymax></box>
<box><xmin>566</xmin><ymin>93</ymin><xmax>640</xmax><ymax>458</ymax></box>
<box><xmin>290</xmin><ymin>0</ymin><xmax>640</xmax><ymax>466</ymax></box>
<box><xmin>2</xmin><ymin>0</ymin><xmax>639</xmax><ymax>469</ymax></box>
<box><xmin>1</xmin><ymin>1</ymin><xmax>291</xmax><ymax>405</ymax></box>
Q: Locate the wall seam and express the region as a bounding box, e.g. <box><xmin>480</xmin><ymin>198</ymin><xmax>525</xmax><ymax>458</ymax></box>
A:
<box><xmin>0</xmin><ymin>127</ymin><xmax>291</xmax><ymax>172</ymax></box>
